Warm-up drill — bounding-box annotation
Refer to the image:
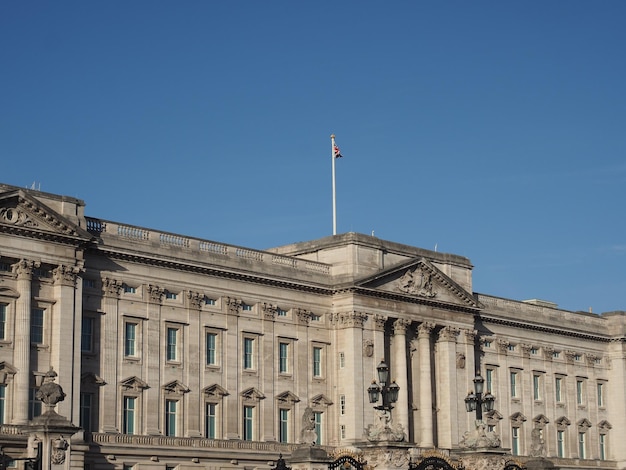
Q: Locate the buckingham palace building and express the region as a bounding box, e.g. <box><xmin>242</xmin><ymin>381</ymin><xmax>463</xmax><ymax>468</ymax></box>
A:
<box><xmin>0</xmin><ymin>182</ymin><xmax>625</xmax><ymax>470</ymax></box>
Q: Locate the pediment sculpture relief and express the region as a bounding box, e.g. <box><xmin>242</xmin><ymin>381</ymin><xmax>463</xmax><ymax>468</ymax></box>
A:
<box><xmin>397</xmin><ymin>267</ymin><xmax>436</xmax><ymax>298</ymax></box>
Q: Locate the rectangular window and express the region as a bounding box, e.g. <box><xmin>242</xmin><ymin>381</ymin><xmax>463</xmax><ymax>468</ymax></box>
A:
<box><xmin>165</xmin><ymin>400</ymin><xmax>177</xmax><ymax>436</ymax></box>
<box><xmin>81</xmin><ymin>317</ymin><xmax>94</xmax><ymax>353</ymax></box>
<box><xmin>279</xmin><ymin>342</ymin><xmax>289</xmax><ymax>373</ymax></box>
<box><xmin>165</xmin><ymin>291</ymin><xmax>177</xmax><ymax>300</ymax></box>
<box><xmin>205</xmin><ymin>297</ymin><xmax>216</xmax><ymax>306</ymax></box>
<box><xmin>339</xmin><ymin>352</ymin><xmax>345</xmax><ymax>369</ymax></box>
<box><xmin>166</xmin><ymin>327</ymin><xmax>178</xmax><ymax>362</ymax></box>
<box><xmin>0</xmin><ymin>303</ymin><xmax>6</xmax><ymax>340</ymax></box>
<box><xmin>28</xmin><ymin>388</ymin><xmax>41</xmax><ymax>420</ymax></box>
<box><xmin>340</xmin><ymin>395</ymin><xmax>346</xmax><ymax>415</ymax></box>
<box><xmin>243</xmin><ymin>406</ymin><xmax>254</xmax><ymax>441</ymax></box>
<box><xmin>277</xmin><ymin>308</ymin><xmax>287</xmax><ymax>317</ymax></box>
<box><xmin>80</xmin><ymin>392</ymin><xmax>93</xmax><ymax>431</ymax></box>
<box><xmin>340</xmin><ymin>425</ymin><xmax>346</xmax><ymax>440</ymax></box>
<box><xmin>83</xmin><ymin>278</ymin><xmax>96</xmax><ymax>289</ymax></box>
<box><xmin>511</xmin><ymin>427</ymin><xmax>519</xmax><ymax>455</ymax></box>
<box><xmin>123</xmin><ymin>396</ymin><xmax>136</xmax><ymax>434</ymax></box>
<box><xmin>243</xmin><ymin>337</ymin><xmax>254</xmax><ymax>370</ymax></box>
<box><xmin>599</xmin><ymin>434</ymin><xmax>606</xmax><ymax>460</ymax></box>
<box><xmin>597</xmin><ymin>382</ymin><xmax>605</xmax><ymax>407</ymax></box>
<box><xmin>533</xmin><ymin>374</ymin><xmax>541</xmax><ymax>400</ymax></box>
<box><xmin>242</xmin><ymin>304</ymin><xmax>253</xmax><ymax>311</ymax></box>
<box><xmin>314</xmin><ymin>412</ymin><xmax>322</xmax><ymax>445</ymax></box>
<box><xmin>31</xmin><ymin>308</ymin><xmax>44</xmax><ymax>344</ymax></box>
<box><xmin>557</xmin><ymin>430</ymin><xmax>565</xmax><ymax>457</ymax></box>
<box><xmin>123</xmin><ymin>284</ymin><xmax>136</xmax><ymax>293</ymax></box>
<box><xmin>313</xmin><ymin>347</ymin><xmax>322</xmax><ymax>377</ymax></box>
<box><xmin>206</xmin><ymin>332</ymin><xmax>217</xmax><ymax>366</ymax></box>
<box><xmin>125</xmin><ymin>322</ymin><xmax>137</xmax><ymax>357</ymax></box>
<box><xmin>0</xmin><ymin>385</ymin><xmax>5</xmax><ymax>425</ymax></box>
<box><xmin>205</xmin><ymin>403</ymin><xmax>216</xmax><ymax>439</ymax></box>
<box><xmin>578</xmin><ymin>432</ymin><xmax>586</xmax><ymax>459</ymax></box>
<box><xmin>510</xmin><ymin>371</ymin><xmax>518</xmax><ymax>398</ymax></box>
<box><xmin>279</xmin><ymin>409</ymin><xmax>289</xmax><ymax>443</ymax></box>
<box><xmin>486</xmin><ymin>368</ymin><xmax>494</xmax><ymax>394</ymax></box>
<box><xmin>555</xmin><ymin>377</ymin><xmax>563</xmax><ymax>402</ymax></box>
<box><xmin>576</xmin><ymin>379</ymin><xmax>585</xmax><ymax>405</ymax></box>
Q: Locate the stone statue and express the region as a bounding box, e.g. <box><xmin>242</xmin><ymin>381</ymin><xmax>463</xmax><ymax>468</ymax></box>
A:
<box><xmin>529</xmin><ymin>427</ymin><xmax>545</xmax><ymax>457</ymax></box>
<box><xmin>298</xmin><ymin>407</ymin><xmax>318</xmax><ymax>445</ymax></box>
<box><xmin>36</xmin><ymin>368</ymin><xmax>66</xmax><ymax>410</ymax></box>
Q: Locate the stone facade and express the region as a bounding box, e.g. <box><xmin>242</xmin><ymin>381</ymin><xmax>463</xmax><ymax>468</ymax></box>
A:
<box><xmin>0</xmin><ymin>183</ymin><xmax>624</xmax><ymax>470</ymax></box>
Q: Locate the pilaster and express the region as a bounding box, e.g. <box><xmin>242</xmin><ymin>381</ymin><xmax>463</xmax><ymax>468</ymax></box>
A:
<box><xmin>392</xmin><ymin>318</ymin><xmax>411</xmax><ymax>438</ymax></box>
<box><xmin>417</xmin><ymin>321</ymin><xmax>435</xmax><ymax>448</ymax></box>
<box><xmin>145</xmin><ymin>284</ymin><xmax>163</xmax><ymax>435</ymax></box>
<box><xmin>100</xmin><ymin>277</ymin><xmax>122</xmax><ymax>432</ymax></box>
<box><xmin>435</xmin><ymin>325</ymin><xmax>459</xmax><ymax>449</ymax></box>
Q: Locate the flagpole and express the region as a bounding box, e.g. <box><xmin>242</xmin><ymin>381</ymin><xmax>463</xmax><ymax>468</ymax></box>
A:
<box><xmin>331</xmin><ymin>134</ymin><xmax>337</xmax><ymax>235</ymax></box>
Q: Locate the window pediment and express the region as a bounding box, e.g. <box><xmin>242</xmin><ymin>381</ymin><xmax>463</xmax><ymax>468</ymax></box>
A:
<box><xmin>241</xmin><ymin>387</ymin><xmax>265</xmax><ymax>402</ymax></box>
<box><xmin>119</xmin><ymin>376</ymin><xmax>149</xmax><ymax>392</ymax></box>
<box><xmin>276</xmin><ymin>391</ymin><xmax>300</xmax><ymax>405</ymax></box>
<box><xmin>163</xmin><ymin>380</ymin><xmax>190</xmax><ymax>395</ymax></box>
<box><xmin>203</xmin><ymin>384</ymin><xmax>229</xmax><ymax>399</ymax></box>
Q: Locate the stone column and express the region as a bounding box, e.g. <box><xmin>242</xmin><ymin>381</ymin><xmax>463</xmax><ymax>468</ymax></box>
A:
<box><xmin>100</xmin><ymin>278</ymin><xmax>122</xmax><ymax>432</ymax></box>
<box><xmin>145</xmin><ymin>284</ymin><xmax>163</xmax><ymax>435</ymax></box>
<box><xmin>224</xmin><ymin>297</ymin><xmax>242</xmax><ymax>439</ymax></box>
<box><xmin>12</xmin><ymin>259</ymin><xmax>37</xmax><ymax>424</ymax></box>
<box><xmin>417</xmin><ymin>322</ymin><xmax>435</xmax><ymax>448</ymax></box>
<box><xmin>435</xmin><ymin>326</ymin><xmax>458</xmax><ymax>449</ymax></box>
<box><xmin>185</xmin><ymin>291</ymin><xmax>204</xmax><ymax>437</ymax></box>
<box><xmin>261</xmin><ymin>303</ymin><xmax>277</xmax><ymax>442</ymax></box>
<box><xmin>392</xmin><ymin>318</ymin><xmax>411</xmax><ymax>436</ymax></box>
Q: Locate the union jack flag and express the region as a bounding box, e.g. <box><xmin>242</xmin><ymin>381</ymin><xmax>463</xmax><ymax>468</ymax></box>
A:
<box><xmin>333</xmin><ymin>145</ymin><xmax>343</xmax><ymax>158</ymax></box>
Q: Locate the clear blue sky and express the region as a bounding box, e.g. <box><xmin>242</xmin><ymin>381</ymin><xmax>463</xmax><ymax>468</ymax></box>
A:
<box><xmin>2</xmin><ymin>1</ymin><xmax>625</xmax><ymax>314</ymax></box>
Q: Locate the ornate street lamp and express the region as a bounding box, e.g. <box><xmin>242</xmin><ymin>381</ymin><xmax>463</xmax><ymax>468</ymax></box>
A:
<box><xmin>460</xmin><ymin>372</ymin><xmax>499</xmax><ymax>449</ymax></box>
<box><xmin>365</xmin><ymin>359</ymin><xmax>405</xmax><ymax>442</ymax></box>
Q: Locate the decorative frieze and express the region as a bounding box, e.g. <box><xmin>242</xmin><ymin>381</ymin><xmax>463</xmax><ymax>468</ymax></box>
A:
<box><xmin>330</xmin><ymin>311</ymin><xmax>368</xmax><ymax>329</ymax></box>
<box><xmin>520</xmin><ymin>343</ymin><xmax>533</xmax><ymax>358</ymax></box>
<box><xmin>261</xmin><ymin>302</ymin><xmax>277</xmax><ymax>320</ymax></box>
<box><xmin>496</xmin><ymin>339</ymin><xmax>510</xmax><ymax>354</ymax></box>
<box><xmin>225</xmin><ymin>297</ymin><xmax>242</xmax><ymax>315</ymax></box>
<box><xmin>295</xmin><ymin>308</ymin><xmax>312</xmax><ymax>325</ymax></box>
<box><xmin>543</xmin><ymin>346</ymin><xmax>555</xmax><ymax>361</ymax></box>
<box><xmin>12</xmin><ymin>259</ymin><xmax>39</xmax><ymax>280</ymax></box>
<box><xmin>146</xmin><ymin>284</ymin><xmax>164</xmax><ymax>304</ymax></box>
<box><xmin>102</xmin><ymin>277</ymin><xmax>122</xmax><ymax>297</ymax></box>
<box><xmin>186</xmin><ymin>291</ymin><xmax>204</xmax><ymax>310</ymax></box>
<box><xmin>53</xmin><ymin>264</ymin><xmax>82</xmax><ymax>287</ymax></box>
<box><xmin>397</xmin><ymin>266</ymin><xmax>436</xmax><ymax>298</ymax></box>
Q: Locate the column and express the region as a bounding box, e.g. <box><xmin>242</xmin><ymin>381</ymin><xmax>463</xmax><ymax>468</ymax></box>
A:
<box><xmin>185</xmin><ymin>291</ymin><xmax>204</xmax><ymax>437</ymax></box>
<box><xmin>224</xmin><ymin>297</ymin><xmax>242</xmax><ymax>439</ymax></box>
<box><xmin>12</xmin><ymin>260</ymin><xmax>37</xmax><ymax>424</ymax></box>
<box><xmin>392</xmin><ymin>318</ymin><xmax>411</xmax><ymax>436</ymax></box>
<box><xmin>261</xmin><ymin>303</ymin><xmax>277</xmax><ymax>441</ymax></box>
<box><xmin>100</xmin><ymin>278</ymin><xmax>122</xmax><ymax>432</ymax></box>
<box><xmin>417</xmin><ymin>321</ymin><xmax>435</xmax><ymax>448</ymax></box>
<box><xmin>435</xmin><ymin>326</ymin><xmax>458</xmax><ymax>449</ymax></box>
<box><xmin>145</xmin><ymin>284</ymin><xmax>163</xmax><ymax>435</ymax></box>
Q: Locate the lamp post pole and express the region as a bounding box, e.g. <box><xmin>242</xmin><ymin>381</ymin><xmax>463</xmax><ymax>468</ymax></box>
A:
<box><xmin>365</xmin><ymin>359</ymin><xmax>405</xmax><ymax>441</ymax></box>
<box><xmin>464</xmin><ymin>373</ymin><xmax>495</xmax><ymax>421</ymax></box>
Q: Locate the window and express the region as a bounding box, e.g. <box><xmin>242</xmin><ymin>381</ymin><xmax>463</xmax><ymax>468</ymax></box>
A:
<box><xmin>205</xmin><ymin>403</ymin><xmax>217</xmax><ymax>439</ymax></box>
<box><xmin>243</xmin><ymin>406</ymin><xmax>254</xmax><ymax>441</ymax></box>
<box><xmin>511</xmin><ymin>427</ymin><xmax>519</xmax><ymax>455</ymax></box>
<box><xmin>0</xmin><ymin>385</ymin><xmax>5</xmax><ymax>425</ymax></box>
<box><xmin>311</xmin><ymin>313</ymin><xmax>321</xmax><ymax>322</ymax></box>
<box><xmin>340</xmin><ymin>395</ymin><xmax>346</xmax><ymax>415</ymax></box>
<box><xmin>483</xmin><ymin>340</ymin><xmax>492</xmax><ymax>348</ymax></box>
<box><xmin>486</xmin><ymin>368</ymin><xmax>494</xmax><ymax>394</ymax></box>
<box><xmin>597</xmin><ymin>382</ymin><xmax>605</xmax><ymax>407</ymax></box>
<box><xmin>313</xmin><ymin>347</ymin><xmax>322</xmax><ymax>377</ymax></box>
<box><xmin>510</xmin><ymin>371</ymin><xmax>518</xmax><ymax>398</ymax></box>
<box><xmin>0</xmin><ymin>304</ymin><xmax>7</xmax><ymax>340</ymax></box>
<box><xmin>31</xmin><ymin>308</ymin><xmax>44</xmax><ymax>344</ymax></box>
<box><xmin>507</xmin><ymin>344</ymin><xmax>516</xmax><ymax>352</ymax></box>
<box><xmin>165</xmin><ymin>400</ymin><xmax>178</xmax><ymax>436</ymax></box>
<box><xmin>279</xmin><ymin>342</ymin><xmax>289</xmax><ymax>373</ymax></box>
<box><xmin>531</xmin><ymin>347</ymin><xmax>539</xmax><ymax>355</ymax></box>
<box><xmin>123</xmin><ymin>284</ymin><xmax>136</xmax><ymax>294</ymax></box>
<box><xmin>81</xmin><ymin>317</ymin><xmax>94</xmax><ymax>353</ymax></box>
<box><xmin>277</xmin><ymin>308</ymin><xmax>287</xmax><ymax>317</ymax></box>
<box><xmin>80</xmin><ymin>393</ymin><xmax>93</xmax><ymax>431</ymax></box>
<box><xmin>555</xmin><ymin>377</ymin><xmax>563</xmax><ymax>402</ymax></box>
<box><xmin>340</xmin><ymin>425</ymin><xmax>346</xmax><ymax>440</ymax></box>
<box><xmin>243</xmin><ymin>337</ymin><xmax>255</xmax><ymax>370</ymax></box>
<box><xmin>242</xmin><ymin>303</ymin><xmax>253</xmax><ymax>311</ymax></box>
<box><xmin>557</xmin><ymin>430</ymin><xmax>565</xmax><ymax>457</ymax></box>
<box><xmin>314</xmin><ymin>412</ymin><xmax>322</xmax><ymax>445</ymax></box>
<box><xmin>125</xmin><ymin>322</ymin><xmax>137</xmax><ymax>357</ymax></box>
<box><xmin>165</xmin><ymin>291</ymin><xmax>177</xmax><ymax>300</ymax></box>
<box><xmin>205</xmin><ymin>297</ymin><xmax>216</xmax><ymax>306</ymax></box>
<box><xmin>578</xmin><ymin>432</ymin><xmax>586</xmax><ymax>459</ymax></box>
<box><xmin>533</xmin><ymin>374</ymin><xmax>542</xmax><ymax>400</ymax></box>
<box><xmin>166</xmin><ymin>327</ymin><xmax>178</xmax><ymax>362</ymax></box>
<box><xmin>28</xmin><ymin>388</ymin><xmax>41</xmax><ymax>420</ymax></box>
<box><xmin>83</xmin><ymin>278</ymin><xmax>96</xmax><ymax>289</ymax></box>
<box><xmin>576</xmin><ymin>379</ymin><xmax>585</xmax><ymax>405</ymax></box>
<box><xmin>553</xmin><ymin>351</ymin><xmax>561</xmax><ymax>358</ymax></box>
<box><xmin>339</xmin><ymin>352</ymin><xmax>345</xmax><ymax>369</ymax></box>
<box><xmin>279</xmin><ymin>409</ymin><xmax>289</xmax><ymax>443</ymax></box>
<box><xmin>206</xmin><ymin>332</ymin><xmax>217</xmax><ymax>366</ymax></box>
<box><xmin>599</xmin><ymin>433</ymin><xmax>607</xmax><ymax>460</ymax></box>
<box><xmin>123</xmin><ymin>396</ymin><xmax>136</xmax><ymax>434</ymax></box>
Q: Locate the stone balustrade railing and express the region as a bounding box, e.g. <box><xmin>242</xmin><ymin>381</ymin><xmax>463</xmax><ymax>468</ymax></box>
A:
<box><xmin>86</xmin><ymin>217</ymin><xmax>331</xmax><ymax>275</ymax></box>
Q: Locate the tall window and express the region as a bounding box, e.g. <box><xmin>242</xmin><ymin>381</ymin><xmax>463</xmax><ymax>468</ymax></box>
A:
<box><xmin>243</xmin><ymin>406</ymin><xmax>254</xmax><ymax>441</ymax></box>
<box><xmin>123</xmin><ymin>396</ymin><xmax>136</xmax><ymax>434</ymax></box>
<box><xmin>339</xmin><ymin>352</ymin><xmax>345</xmax><ymax>369</ymax></box>
<box><xmin>165</xmin><ymin>400</ymin><xmax>177</xmax><ymax>436</ymax></box>
<box><xmin>206</xmin><ymin>332</ymin><xmax>217</xmax><ymax>366</ymax></box>
<box><xmin>533</xmin><ymin>374</ymin><xmax>541</xmax><ymax>400</ymax></box>
<box><xmin>125</xmin><ymin>323</ymin><xmax>137</xmax><ymax>357</ymax></box>
<box><xmin>0</xmin><ymin>303</ymin><xmax>7</xmax><ymax>340</ymax></box>
<box><xmin>205</xmin><ymin>403</ymin><xmax>217</xmax><ymax>439</ymax></box>
<box><xmin>81</xmin><ymin>317</ymin><xmax>94</xmax><ymax>353</ymax></box>
<box><xmin>279</xmin><ymin>342</ymin><xmax>289</xmax><ymax>373</ymax></box>
<box><xmin>486</xmin><ymin>368</ymin><xmax>494</xmax><ymax>394</ymax></box>
<box><xmin>576</xmin><ymin>379</ymin><xmax>585</xmax><ymax>405</ymax></box>
<box><xmin>80</xmin><ymin>392</ymin><xmax>93</xmax><ymax>431</ymax></box>
<box><xmin>578</xmin><ymin>432</ymin><xmax>586</xmax><ymax>459</ymax></box>
<box><xmin>29</xmin><ymin>388</ymin><xmax>41</xmax><ymax>420</ymax></box>
<box><xmin>0</xmin><ymin>384</ymin><xmax>5</xmax><ymax>425</ymax></box>
<box><xmin>313</xmin><ymin>347</ymin><xmax>322</xmax><ymax>377</ymax></box>
<box><xmin>599</xmin><ymin>433</ymin><xmax>607</xmax><ymax>460</ymax></box>
<box><xmin>340</xmin><ymin>425</ymin><xmax>346</xmax><ymax>440</ymax></box>
<box><xmin>279</xmin><ymin>409</ymin><xmax>289</xmax><ymax>443</ymax></box>
<box><xmin>166</xmin><ymin>328</ymin><xmax>178</xmax><ymax>362</ymax></box>
<box><xmin>597</xmin><ymin>382</ymin><xmax>605</xmax><ymax>407</ymax></box>
<box><xmin>557</xmin><ymin>430</ymin><xmax>565</xmax><ymax>457</ymax></box>
<box><xmin>511</xmin><ymin>427</ymin><xmax>520</xmax><ymax>455</ymax></box>
<box><xmin>314</xmin><ymin>411</ymin><xmax>322</xmax><ymax>445</ymax></box>
<box><xmin>31</xmin><ymin>308</ymin><xmax>44</xmax><ymax>344</ymax></box>
<box><xmin>555</xmin><ymin>377</ymin><xmax>563</xmax><ymax>402</ymax></box>
<box><xmin>510</xmin><ymin>371</ymin><xmax>518</xmax><ymax>398</ymax></box>
<box><xmin>243</xmin><ymin>338</ymin><xmax>254</xmax><ymax>370</ymax></box>
<box><xmin>340</xmin><ymin>395</ymin><xmax>346</xmax><ymax>415</ymax></box>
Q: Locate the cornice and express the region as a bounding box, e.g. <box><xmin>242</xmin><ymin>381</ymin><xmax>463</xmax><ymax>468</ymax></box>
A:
<box><xmin>481</xmin><ymin>315</ymin><xmax>610</xmax><ymax>343</ymax></box>
<box><xmin>0</xmin><ymin>223</ymin><xmax>92</xmax><ymax>247</ymax></box>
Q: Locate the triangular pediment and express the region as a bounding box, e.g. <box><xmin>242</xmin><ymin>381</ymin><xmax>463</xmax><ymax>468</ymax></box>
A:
<box><xmin>119</xmin><ymin>376</ymin><xmax>149</xmax><ymax>392</ymax></box>
<box><xmin>163</xmin><ymin>380</ymin><xmax>190</xmax><ymax>395</ymax></box>
<box><xmin>0</xmin><ymin>189</ymin><xmax>91</xmax><ymax>240</ymax></box>
<box><xmin>203</xmin><ymin>384</ymin><xmax>229</xmax><ymax>399</ymax></box>
<box><xmin>241</xmin><ymin>387</ymin><xmax>265</xmax><ymax>402</ymax></box>
<box><xmin>276</xmin><ymin>391</ymin><xmax>300</xmax><ymax>405</ymax></box>
<box><xmin>355</xmin><ymin>258</ymin><xmax>481</xmax><ymax>309</ymax></box>
<box><xmin>81</xmin><ymin>372</ymin><xmax>106</xmax><ymax>386</ymax></box>
<box><xmin>310</xmin><ymin>394</ymin><xmax>333</xmax><ymax>407</ymax></box>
